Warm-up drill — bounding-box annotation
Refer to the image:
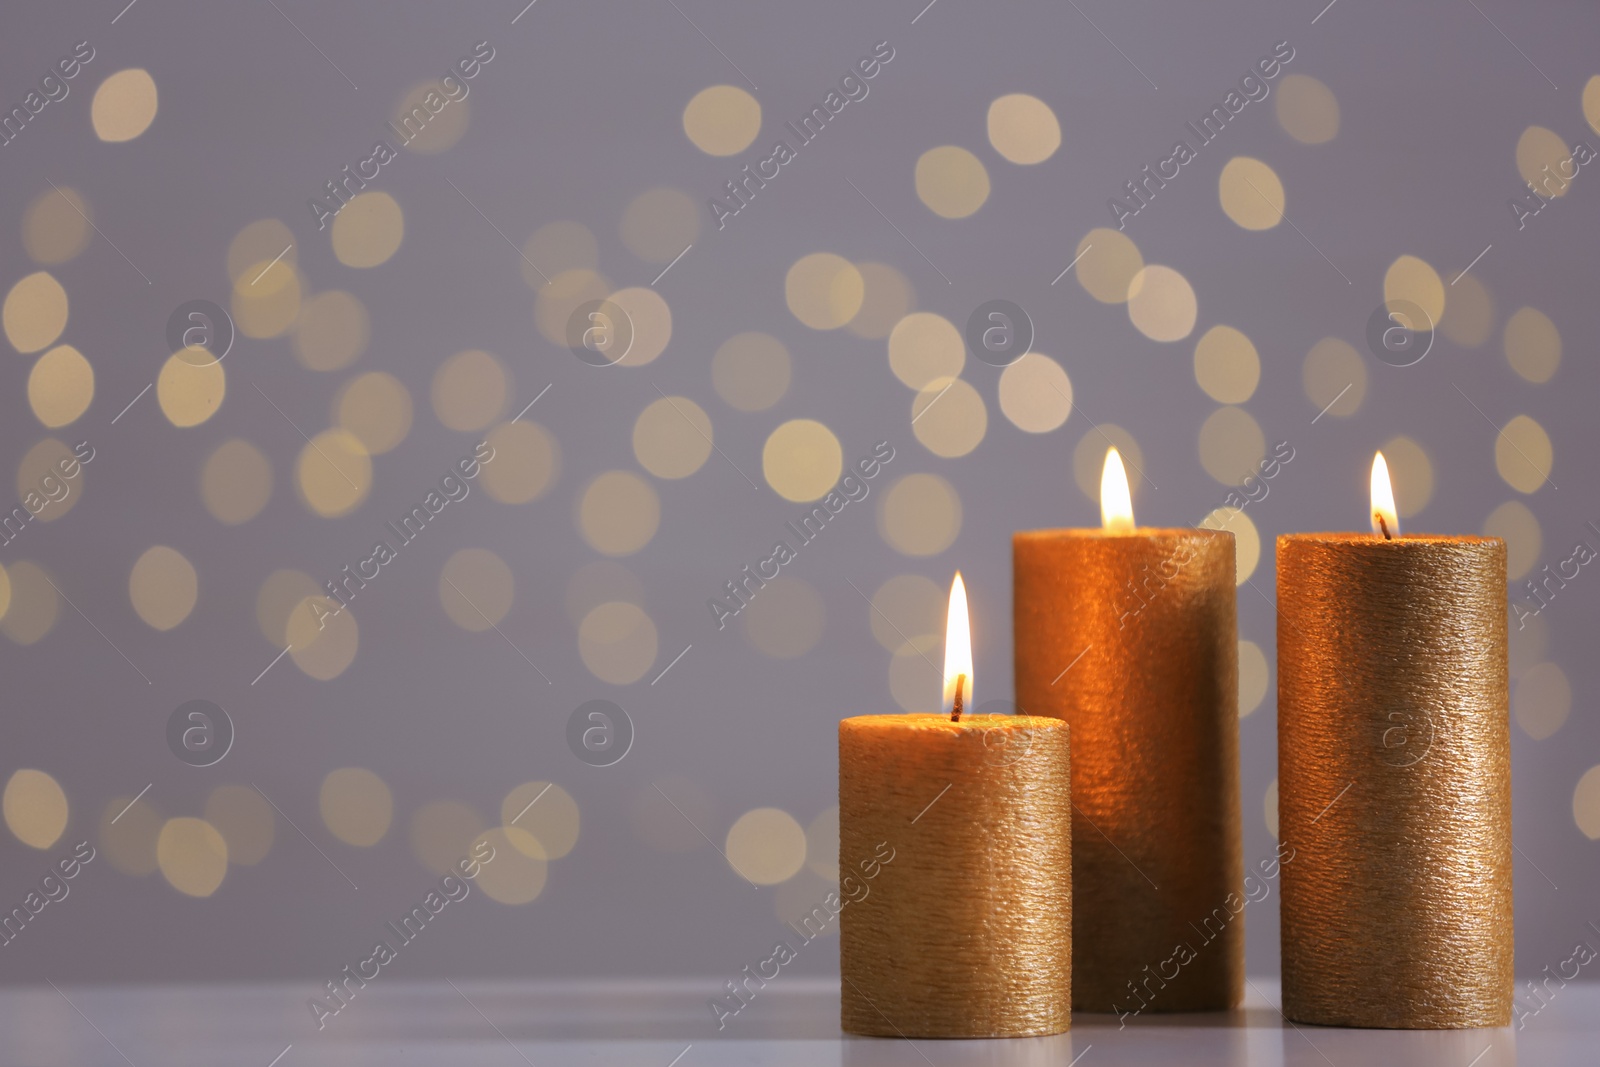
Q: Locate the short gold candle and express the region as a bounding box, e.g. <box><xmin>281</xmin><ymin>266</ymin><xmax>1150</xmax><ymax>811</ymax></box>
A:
<box><xmin>1277</xmin><ymin>531</ymin><xmax>1512</xmax><ymax>1028</ymax></box>
<box><xmin>1014</xmin><ymin>525</ymin><xmax>1241</xmax><ymax>1013</ymax></box>
<box><xmin>839</xmin><ymin>714</ymin><xmax>1072</xmax><ymax>1038</ymax></box>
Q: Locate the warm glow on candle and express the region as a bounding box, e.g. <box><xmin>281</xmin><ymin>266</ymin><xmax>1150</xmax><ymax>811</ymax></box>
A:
<box><xmin>1101</xmin><ymin>447</ymin><xmax>1136</xmax><ymax>533</ymax></box>
<box><xmin>942</xmin><ymin>571</ymin><xmax>972</xmax><ymax>721</ymax></box>
<box><xmin>1371</xmin><ymin>451</ymin><xmax>1400</xmax><ymax>539</ymax></box>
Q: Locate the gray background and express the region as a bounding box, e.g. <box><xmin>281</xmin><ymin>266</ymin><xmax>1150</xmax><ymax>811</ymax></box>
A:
<box><xmin>0</xmin><ymin>0</ymin><xmax>1594</xmax><ymax>994</ymax></box>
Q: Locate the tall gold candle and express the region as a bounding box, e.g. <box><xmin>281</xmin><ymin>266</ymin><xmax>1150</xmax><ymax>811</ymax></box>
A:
<box><xmin>840</xmin><ymin>575</ymin><xmax>1072</xmax><ymax>1038</ymax></box>
<box><xmin>1277</xmin><ymin>453</ymin><xmax>1512</xmax><ymax>1028</ymax></box>
<box><xmin>1013</xmin><ymin>449</ymin><xmax>1241</xmax><ymax>1014</ymax></box>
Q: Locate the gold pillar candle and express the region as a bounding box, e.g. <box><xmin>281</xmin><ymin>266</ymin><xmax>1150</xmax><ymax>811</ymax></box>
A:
<box><xmin>1276</xmin><ymin>454</ymin><xmax>1512</xmax><ymax>1028</ymax></box>
<box><xmin>1012</xmin><ymin>449</ymin><xmax>1241</xmax><ymax>1014</ymax></box>
<box><xmin>839</xmin><ymin>574</ymin><xmax>1072</xmax><ymax>1038</ymax></box>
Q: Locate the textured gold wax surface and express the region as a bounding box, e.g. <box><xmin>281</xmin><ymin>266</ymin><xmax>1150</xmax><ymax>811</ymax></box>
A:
<box><xmin>1013</xmin><ymin>528</ymin><xmax>1241</xmax><ymax>1013</ymax></box>
<box><xmin>839</xmin><ymin>715</ymin><xmax>1071</xmax><ymax>1037</ymax></box>
<box><xmin>1277</xmin><ymin>533</ymin><xmax>1511</xmax><ymax>1029</ymax></box>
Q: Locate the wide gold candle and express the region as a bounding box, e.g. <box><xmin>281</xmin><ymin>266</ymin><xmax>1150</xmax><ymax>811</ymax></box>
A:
<box><xmin>1277</xmin><ymin>453</ymin><xmax>1512</xmax><ymax>1028</ymax></box>
<box><xmin>840</xmin><ymin>575</ymin><xmax>1072</xmax><ymax>1038</ymax></box>
<box><xmin>1013</xmin><ymin>448</ymin><xmax>1242</xmax><ymax>1014</ymax></box>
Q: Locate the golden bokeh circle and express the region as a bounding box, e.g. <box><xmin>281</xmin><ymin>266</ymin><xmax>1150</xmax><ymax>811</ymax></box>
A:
<box><xmin>911</xmin><ymin>377</ymin><xmax>987</xmax><ymax>458</ymax></box>
<box><xmin>1513</xmin><ymin>662</ymin><xmax>1571</xmax><ymax>741</ymax></box>
<box><xmin>391</xmin><ymin>79</ymin><xmax>470</xmax><ymax>154</ymax></box>
<box><xmin>232</xmin><ymin>259</ymin><xmax>302</xmax><ymax>339</ymax></box>
<box><xmin>320</xmin><ymin>768</ymin><xmax>393</xmax><ymax>847</ymax></box>
<box><xmin>987</xmin><ymin>93</ymin><xmax>1061</xmax><ymax>164</ymax></box>
<box><xmin>762</xmin><ymin>419</ymin><xmax>843</xmax><ymax>502</ymax></box>
<box><xmin>294</xmin><ymin>291</ymin><xmax>370</xmax><ymax>371</ymax></box>
<box><xmin>1198</xmin><ymin>405</ymin><xmax>1266</xmax><ymax>486</ymax></box>
<box><xmin>725</xmin><ymin>808</ymin><xmax>806</xmax><ymax>885</ymax></box>
<box><xmin>522</xmin><ymin>220</ymin><xmax>597</xmax><ymax>289</ymax></box>
<box><xmin>578</xmin><ymin>471</ymin><xmax>660</xmax><ymax>556</ymax></box>
<box><xmin>255</xmin><ymin>569</ymin><xmax>320</xmax><ymax>646</ymax></box>
<box><xmin>578</xmin><ymin>600</ymin><xmax>658</xmax><ymax>684</ymax></box>
<box><xmin>683</xmin><ymin>85</ymin><xmax>762</xmax><ymax>156</ymax></box>
<box><xmin>806</xmin><ymin>806</ymin><xmax>840</xmax><ymax>881</ymax></box>
<box><xmin>1127</xmin><ymin>265</ymin><xmax>1197</xmax><ymax>342</ymax></box>
<box><xmin>1516</xmin><ymin>126</ymin><xmax>1572</xmax><ymax>196</ymax></box>
<box><xmin>288</xmin><ymin>597</ymin><xmax>359</xmax><ymax>680</ymax></box>
<box><xmin>157</xmin><ymin>351</ymin><xmax>226</xmax><ymax>427</ymax></box>
<box><xmin>4</xmin><ymin>271</ymin><xmax>69</xmax><ymax>354</ymax></box>
<box><xmin>847</xmin><ymin>262</ymin><xmax>915</xmax><ymax>340</ymax></box>
<box><xmin>1301</xmin><ymin>337</ymin><xmax>1366</xmax><ymax>418</ymax></box>
<box><xmin>1383</xmin><ymin>255</ymin><xmax>1445</xmax><ymax>328</ymax></box>
<box><xmin>28</xmin><ymin>344</ymin><xmax>94</xmax><ymax>427</ymax></box>
<box><xmin>432</xmin><ymin>349</ymin><xmax>509</xmax><ymax>432</ymax></box>
<box><xmin>410</xmin><ymin>800</ymin><xmax>484</xmax><ymax>875</ymax></box>
<box><xmin>1483</xmin><ymin>500</ymin><xmax>1541</xmax><ymax>581</ymax></box>
<box><xmin>1193</xmin><ymin>326</ymin><xmax>1260</xmax><ymax>404</ymax></box>
<box><xmin>1494</xmin><ymin>415</ymin><xmax>1553</xmax><ymax>494</ymax></box>
<box><xmin>634</xmin><ymin>396</ymin><xmax>713</xmax><ymax>479</ymax></box>
<box><xmin>1239</xmin><ymin>639</ymin><xmax>1269</xmax><ymax>717</ymax></box>
<box><xmin>1075</xmin><ymin>228</ymin><xmax>1144</xmax><ymax>304</ymax></box>
<box><xmin>481</xmin><ymin>420</ymin><xmax>559</xmax><ymax>504</ymax></box>
<box><xmin>336</xmin><ymin>371</ymin><xmax>413</xmax><ymax>454</ymax></box>
<box><xmin>879</xmin><ymin>472</ymin><xmax>962</xmax><ymax>557</ymax></box>
<box><xmin>16</xmin><ymin>438</ymin><xmax>83</xmax><ymax>524</ymax></box>
<box><xmin>502</xmin><ymin>782</ymin><xmax>580</xmax><ymax>860</ymax></box>
<box><xmin>998</xmin><ymin>352</ymin><xmax>1073</xmax><ymax>434</ymax></box>
<box><xmin>914</xmin><ymin>145</ymin><xmax>990</xmax><ymax>219</ymax></box>
<box><xmin>1573</xmin><ymin>765</ymin><xmax>1600</xmax><ymax>840</ymax></box>
<box><xmin>22</xmin><ymin>187</ymin><xmax>92</xmax><ymax>264</ymax></box>
<box><xmin>786</xmin><ymin>253</ymin><xmax>865</xmax><ymax>330</ymax></box>
<box><xmin>100</xmin><ymin>794</ymin><xmax>161</xmax><ymax>876</ymax></box>
<box><xmin>608</xmin><ymin>286</ymin><xmax>673</xmax><ymax>367</ymax></box>
<box><xmin>1200</xmin><ymin>505</ymin><xmax>1261</xmax><ymax>584</ymax></box>
<box><xmin>91</xmin><ymin>68</ymin><xmax>159</xmax><ymax>142</ymax></box>
<box><xmin>472</xmin><ymin>827</ymin><xmax>548</xmax><ymax>904</ymax></box>
<box><xmin>1218</xmin><ymin>157</ymin><xmax>1284</xmax><ymax>230</ymax></box>
<box><xmin>1275</xmin><ymin>74</ymin><xmax>1339</xmax><ymax>144</ymax></box>
<box><xmin>129</xmin><ymin>545</ymin><xmax>198</xmax><ymax>631</ymax></box>
<box><xmin>0</xmin><ymin>561</ymin><xmax>58</xmax><ymax>646</ymax></box>
<box><xmin>620</xmin><ymin>188</ymin><xmax>700</xmax><ymax>263</ymax></box>
<box><xmin>295</xmin><ymin>429</ymin><xmax>372</xmax><ymax>517</ymax></box>
<box><xmin>712</xmin><ymin>332</ymin><xmax>790</xmax><ymax>411</ymax></box>
<box><xmin>1440</xmin><ymin>272</ymin><xmax>1492</xmax><ymax>347</ymax></box>
<box><xmin>1503</xmin><ymin>306</ymin><xmax>1560</xmax><ymax>384</ymax></box>
<box><xmin>535</xmin><ymin>269</ymin><xmax>611</xmax><ymax>345</ymax></box>
<box><xmin>439</xmin><ymin>548</ymin><xmax>515</xmax><ymax>631</ymax></box>
<box><xmin>227</xmin><ymin>219</ymin><xmax>297</xmax><ymax>285</ymax></box>
<box><xmin>331</xmin><ymin>191</ymin><xmax>405</xmax><ymax>268</ymax></box>
<box><xmin>204</xmin><ymin>785</ymin><xmax>275</xmax><ymax>866</ymax></box>
<box><xmin>3</xmin><ymin>769</ymin><xmax>68</xmax><ymax>849</ymax></box>
<box><xmin>157</xmin><ymin>818</ymin><xmax>228</xmax><ymax>898</ymax></box>
<box><xmin>887</xmin><ymin>312</ymin><xmax>964</xmax><ymax>390</ymax></box>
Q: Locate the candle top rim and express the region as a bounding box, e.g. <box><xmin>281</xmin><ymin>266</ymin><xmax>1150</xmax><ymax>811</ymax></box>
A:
<box><xmin>840</xmin><ymin>713</ymin><xmax>1066</xmax><ymax>731</ymax></box>
<box><xmin>1277</xmin><ymin>532</ymin><xmax>1504</xmax><ymax>547</ymax></box>
<box><xmin>1012</xmin><ymin>526</ymin><xmax>1232</xmax><ymax>541</ymax></box>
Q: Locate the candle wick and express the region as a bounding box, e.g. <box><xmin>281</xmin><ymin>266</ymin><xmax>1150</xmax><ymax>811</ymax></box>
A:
<box><xmin>951</xmin><ymin>674</ymin><xmax>965</xmax><ymax>723</ymax></box>
<box><xmin>1376</xmin><ymin>513</ymin><xmax>1393</xmax><ymax>541</ymax></box>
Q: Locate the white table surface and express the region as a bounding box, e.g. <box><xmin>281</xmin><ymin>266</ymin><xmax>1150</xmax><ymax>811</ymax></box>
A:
<box><xmin>2</xmin><ymin>977</ymin><xmax>1586</xmax><ymax>1065</ymax></box>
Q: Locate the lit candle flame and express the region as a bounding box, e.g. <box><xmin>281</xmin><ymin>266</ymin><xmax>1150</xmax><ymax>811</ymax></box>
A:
<box><xmin>942</xmin><ymin>571</ymin><xmax>972</xmax><ymax>722</ymax></box>
<box><xmin>1371</xmin><ymin>451</ymin><xmax>1399</xmax><ymax>539</ymax></box>
<box><xmin>1101</xmin><ymin>447</ymin><xmax>1136</xmax><ymax>533</ymax></box>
